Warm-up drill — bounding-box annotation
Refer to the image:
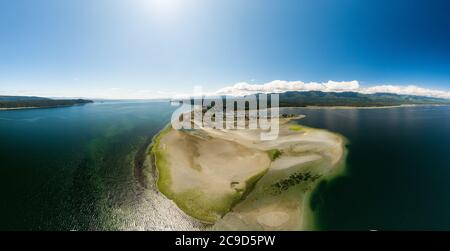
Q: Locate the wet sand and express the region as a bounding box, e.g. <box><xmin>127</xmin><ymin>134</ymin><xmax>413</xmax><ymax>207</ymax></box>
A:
<box><xmin>148</xmin><ymin>116</ymin><xmax>347</xmax><ymax>230</ymax></box>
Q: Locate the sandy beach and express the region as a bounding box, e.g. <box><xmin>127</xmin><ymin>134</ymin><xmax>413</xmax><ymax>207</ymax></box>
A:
<box><xmin>149</xmin><ymin>115</ymin><xmax>347</xmax><ymax>230</ymax></box>
<box><xmin>0</xmin><ymin>107</ymin><xmax>40</xmax><ymax>111</ymax></box>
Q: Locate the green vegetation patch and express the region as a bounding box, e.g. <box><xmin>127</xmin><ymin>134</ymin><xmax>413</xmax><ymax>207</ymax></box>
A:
<box><xmin>267</xmin><ymin>149</ymin><xmax>282</xmax><ymax>161</ymax></box>
<box><xmin>289</xmin><ymin>125</ymin><xmax>305</xmax><ymax>132</ymax></box>
<box><xmin>150</xmin><ymin>126</ymin><xmax>175</xmax><ymax>197</ymax></box>
<box><xmin>173</xmin><ymin>189</ymin><xmax>242</xmax><ymax>223</ymax></box>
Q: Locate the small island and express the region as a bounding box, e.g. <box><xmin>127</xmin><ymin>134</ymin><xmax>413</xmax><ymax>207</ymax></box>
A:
<box><xmin>148</xmin><ymin>114</ymin><xmax>346</xmax><ymax>230</ymax></box>
<box><xmin>0</xmin><ymin>96</ymin><xmax>93</xmax><ymax>110</ymax></box>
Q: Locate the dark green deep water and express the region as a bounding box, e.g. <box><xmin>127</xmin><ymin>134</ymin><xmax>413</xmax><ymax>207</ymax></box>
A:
<box><xmin>0</xmin><ymin>102</ymin><xmax>175</xmax><ymax>230</ymax></box>
<box><xmin>282</xmin><ymin>106</ymin><xmax>450</xmax><ymax>230</ymax></box>
<box><xmin>1</xmin><ymin>102</ymin><xmax>450</xmax><ymax>230</ymax></box>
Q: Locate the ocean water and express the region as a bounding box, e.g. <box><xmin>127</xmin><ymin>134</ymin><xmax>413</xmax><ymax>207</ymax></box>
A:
<box><xmin>282</xmin><ymin>106</ymin><xmax>450</xmax><ymax>230</ymax></box>
<box><xmin>0</xmin><ymin>101</ymin><xmax>176</xmax><ymax>230</ymax></box>
<box><xmin>1</xmin><ymin>102</ymin><xmax>450</xmax><ymax>230</ymax></box>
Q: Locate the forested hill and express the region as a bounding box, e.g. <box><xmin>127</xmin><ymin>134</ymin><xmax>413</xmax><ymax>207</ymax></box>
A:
<box><xmin>276</xmin><ymin>91</ymin><xmax>450</xmax><ymax>107</ymax></box>
<box><xmin>0</xmin><ymin>96</ymin><xmax>93</xmax><ymax>109</ymax></box>
<box><xmin>190</xmin><ymin>91</ymin><xmax>450</xmax><ymax>109</ymax></box>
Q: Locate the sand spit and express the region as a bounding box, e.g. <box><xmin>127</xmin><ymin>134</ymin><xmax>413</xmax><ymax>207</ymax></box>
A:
<box><xmin>149</xmin><ymin>116</ymin><xmax>347</xmax><ymax>230</ymax></box>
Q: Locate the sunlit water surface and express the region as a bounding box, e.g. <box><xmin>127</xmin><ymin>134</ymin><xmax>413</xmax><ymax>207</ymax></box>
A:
<box><xmin>1</xmin><ymin>103</ymin><xmax>450</xmax><ymax>230</ymax></box>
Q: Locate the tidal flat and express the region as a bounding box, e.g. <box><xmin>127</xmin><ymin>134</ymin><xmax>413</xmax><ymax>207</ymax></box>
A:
<box><xmin>149</xmin><ymin>116</ymin><xmax>347</xmax><ymax>230</ymax></box>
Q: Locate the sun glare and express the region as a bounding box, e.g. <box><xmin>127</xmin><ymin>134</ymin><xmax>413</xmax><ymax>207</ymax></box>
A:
<box><xmin>143</xmin><ymin>0</ymin><xmax>183</xmax><ymax>17</ymax></box>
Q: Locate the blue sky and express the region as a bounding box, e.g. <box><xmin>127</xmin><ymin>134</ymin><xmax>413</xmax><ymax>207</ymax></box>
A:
<box><xmin>0</xmin><ymin>0</ymin><xmax>449</xmax><ymax>98</ymax></box>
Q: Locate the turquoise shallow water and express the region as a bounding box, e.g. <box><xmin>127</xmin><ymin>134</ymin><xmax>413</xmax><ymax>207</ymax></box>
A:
<box><xmin>1</xmin><ymin>103</ymin><xmax>450</xmax><ymax>230</ymax></box>
<box><xmin>0</xmin><ymin>101</ymin><xmax>175</xmax><ymax>230</ymax></box>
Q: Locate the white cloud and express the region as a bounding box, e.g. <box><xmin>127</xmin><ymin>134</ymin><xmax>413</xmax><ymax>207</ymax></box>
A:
<box><xmin>362</xmin><ymin>85</ymin><xmax>450</xmax><ymax>99</ymax></box>
<box><xmin>215</xmin><ymin>80</ymin><xmax>361</xmax><ymax>96</ymax></box>
<box><xmin>2</xmin><ymin>80</ymin><xmax>449</xmax><ymax>100</ymax></box>
<box><xmin>214</xmin><ymin>80</ymin><xmax>450</xmax><ymax>99</ymax></box>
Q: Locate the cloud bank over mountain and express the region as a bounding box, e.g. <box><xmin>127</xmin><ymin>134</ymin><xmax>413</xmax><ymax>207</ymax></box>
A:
<box><xmin>3</xmin><ymin>80</ymin><xmax>449</xmax><ymax>100</ymax></box>
<box><xmin>215</xmin><ymin>80</ymin><xmax>450</xmax><ymax>99</ymax></box>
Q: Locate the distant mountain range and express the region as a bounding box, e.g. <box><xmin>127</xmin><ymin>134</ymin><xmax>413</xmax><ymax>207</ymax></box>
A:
<box><xmin>187</xmin><ymin>91</ymin><xmax>450</xmax><ymax>109</ymax></box>
<box><xmin>2</xmin><ymin>91</ymin><xmax>449</xmax><ymax>110</ymax></box>
<box><xmin>276</xmin><ymin>91</ymin><xmax>450</xmax><ymax>107</ymax></box>
<box><xmin>0</xmin><ymin>96</ymin><xmax>93</xmax><ymax>109</ymax></box>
